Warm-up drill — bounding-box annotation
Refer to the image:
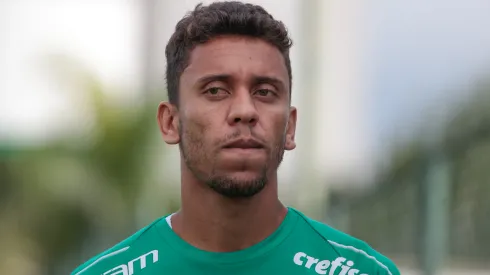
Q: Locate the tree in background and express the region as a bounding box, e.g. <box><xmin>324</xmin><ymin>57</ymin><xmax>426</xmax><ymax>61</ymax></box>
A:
<box><xmin>0</xmin><ymin>56</ymin><xmax>180</xmax><ymax>275</ymax></box>
<box><xmin>442</xmin><ymin>79</ymin><xmax>490</xmax><ymax>262</ymax></box>
<box><xmin>328</xmin><ymin>76</ymin><xmax>490</xmax><ymax>269</ymax></box>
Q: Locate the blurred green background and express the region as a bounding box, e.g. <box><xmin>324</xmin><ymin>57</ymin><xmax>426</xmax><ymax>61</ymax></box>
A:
<box><xmin>0</xmin><ymin>56</ymin><xmax>181</xmax><ymax>274</ymax></box>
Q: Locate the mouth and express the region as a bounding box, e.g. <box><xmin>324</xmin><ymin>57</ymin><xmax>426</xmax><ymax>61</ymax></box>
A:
<box><xmin>223</xmin><ymin>139</ymin><xmax>264</xmax><ymax>150</ymax></box>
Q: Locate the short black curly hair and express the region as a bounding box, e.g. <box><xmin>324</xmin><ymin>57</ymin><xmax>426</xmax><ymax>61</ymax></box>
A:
<box><xmin>165</xmin><ymin>1</ymin><xmax>293</xmax><ymax>106</ymax></box>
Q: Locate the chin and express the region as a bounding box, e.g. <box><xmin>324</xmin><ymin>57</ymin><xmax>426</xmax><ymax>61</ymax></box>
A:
<box><xmin>206</xmin><ymin>171</ymin><xmax>268</xmax><ymax>198</ymax></box>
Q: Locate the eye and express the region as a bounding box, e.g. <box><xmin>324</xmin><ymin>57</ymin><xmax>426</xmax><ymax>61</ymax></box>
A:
<box><xmin>254</xmin><ymin>89</ymin><xmax>274</xmax><ymax>97</ymax></box>
<box><xmin>204</xmin><ymin>87</ymin><xmax>228</xmax><ymax>96</ymax></box>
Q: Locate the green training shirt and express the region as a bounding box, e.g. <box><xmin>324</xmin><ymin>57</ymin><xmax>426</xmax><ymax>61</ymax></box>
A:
<box><xmin>71</xmin><ymin>207</ymin><xmax>400</xmax><ymax>275</ymax></box>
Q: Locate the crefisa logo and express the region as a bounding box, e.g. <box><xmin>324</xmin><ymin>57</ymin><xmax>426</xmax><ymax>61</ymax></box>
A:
<box><xmin>293</xmin><ymin>252</ymin><xmax>369</xmax><ymax>275</ymax></box>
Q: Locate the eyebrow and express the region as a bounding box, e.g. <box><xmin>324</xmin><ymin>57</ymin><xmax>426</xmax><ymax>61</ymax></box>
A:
<box><xmin>195</xmin><ymin>74</ymin><xmax>231</xmax><ymax>87</ymax></box>
<box><xmin>254</xmin><ymin>76</ymin><xmax>286</xmax><ymax>91</ymax></box>
<box><xmin>194</xmin><ymin>74</ymin><xmax>287</xmax><ymax>91</ymax></box>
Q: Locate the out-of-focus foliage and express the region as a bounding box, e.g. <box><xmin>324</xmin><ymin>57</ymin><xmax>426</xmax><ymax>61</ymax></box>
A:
<box><xmin>443</xmin><ymin>80</ymin><xmax>490</xmax><ymax>262</ymax></box>
<box><xmin>327</xmin><ymin>78</ymin><xmax>490</xmax><ymax>269</ymax></box>
<box><xmin>0</xmin><ymin>57</ymin><xmax>180</xmax><ymax>275</ymax></box>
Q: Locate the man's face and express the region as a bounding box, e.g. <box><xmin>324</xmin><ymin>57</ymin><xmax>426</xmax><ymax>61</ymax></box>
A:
<box><xmin>160</xmin><ymin>35</ymin><xmax>296</xmax><ymax>198</ymax></box>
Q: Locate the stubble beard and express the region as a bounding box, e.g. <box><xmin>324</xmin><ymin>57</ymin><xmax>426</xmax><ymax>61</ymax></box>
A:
<box><xmin>179</xmin><ymin>120</ymin><xmax>286</xmax><ymax>198</ymax></box>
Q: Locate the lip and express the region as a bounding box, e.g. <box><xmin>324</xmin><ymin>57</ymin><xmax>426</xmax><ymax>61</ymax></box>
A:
<box><xmin>222</xmin><ymin>139</ymin><xmax>264</xmax><ymax>149</ymax></box>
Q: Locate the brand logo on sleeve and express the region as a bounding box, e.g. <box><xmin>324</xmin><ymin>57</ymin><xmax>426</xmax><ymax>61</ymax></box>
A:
<box><xmin>293</xmin><ymin>252</ymin><xmax>368</xmax><ymax>275</ymax></box>
<box><xmin>103</xmin><ymin>250</ymin><xmax>159</xmax><ymax>275</ymax></box>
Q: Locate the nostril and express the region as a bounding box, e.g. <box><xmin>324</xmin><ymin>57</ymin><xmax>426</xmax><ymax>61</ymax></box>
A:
<box><xmin>231</xmin><ymin>117</ymin><xmax>257</xmax><ymax>124</ymax></box>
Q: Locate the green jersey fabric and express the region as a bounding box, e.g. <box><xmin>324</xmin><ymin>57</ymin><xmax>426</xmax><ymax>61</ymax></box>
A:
<box><xmin>71</xmin><ymin>207</ymin><xmax>400</xmax><ymax>275</ymax></box>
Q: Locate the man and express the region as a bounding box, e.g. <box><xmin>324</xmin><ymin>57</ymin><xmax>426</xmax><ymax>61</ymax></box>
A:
<box><xmin>72</xmin><ymin>2</ymin><xmax>400</xmax><ymax>275</ymax></box>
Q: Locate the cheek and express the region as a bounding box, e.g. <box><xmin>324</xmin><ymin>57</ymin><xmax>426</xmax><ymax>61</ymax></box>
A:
<box><xmin>262</xmin><ymin>113</ymin><xmax>288</xmax><ymax>142</ymax></box>
<box><xmin>183</xmin><ymin>103</ymin><xmax>216</xmax><ymax>130</ymax></box>
<box><xmin>273</xmin><ymin>111</ymin><xmax>289</xmax><ymax>131</ymax></box>
<box><xmin>181</xmin><ymin>115</ymin><xmax>214</xmax><ymax>149</ymax></box>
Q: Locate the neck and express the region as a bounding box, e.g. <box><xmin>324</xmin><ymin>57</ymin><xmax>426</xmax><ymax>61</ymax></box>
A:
<box><xmin>171</xmin><ymin>167</ymin><xmax>287</xmax><ymax>252</ymax></box>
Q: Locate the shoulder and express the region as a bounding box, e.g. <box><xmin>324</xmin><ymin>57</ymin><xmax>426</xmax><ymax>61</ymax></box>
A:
<box><xmin>70</xmin><ymin>217</ymin><xmax>165</xmax><ymax>275</ymax></box>
<box><xmin>290</xmin><ymin>208</ymin><xmax>400</xmax><ymax>275</ymax></box>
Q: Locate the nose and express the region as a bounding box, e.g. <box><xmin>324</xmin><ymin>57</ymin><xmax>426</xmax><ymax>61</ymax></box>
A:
<box><xmin>227</xmin><ymin>91</ymin><xmax>259</xmax><ymax>127</ymax></box>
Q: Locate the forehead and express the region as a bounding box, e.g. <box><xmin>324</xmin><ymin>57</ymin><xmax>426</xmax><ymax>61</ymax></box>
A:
<box><xmin>181</xmin><ymin>36</ymin><xmax>289</xmax><ymax>88</ymax></box>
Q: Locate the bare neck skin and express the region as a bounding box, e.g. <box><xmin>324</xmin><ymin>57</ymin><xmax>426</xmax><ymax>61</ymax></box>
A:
<box><xmin>170</xmin><ymin>163</ymin><xmax>288</xmax><ymax>252</ymax></box>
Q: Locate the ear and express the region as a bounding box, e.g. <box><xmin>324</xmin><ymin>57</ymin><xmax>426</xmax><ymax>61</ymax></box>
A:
<box><xmin>284</xmin><ymin>106</ymin><xmax>297</xmax><ymax>151</ymax></box>
<box><xmin>157</xmin><ymin>102</ymin><xmax>180</xmax><ymax>145</ymax></box>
